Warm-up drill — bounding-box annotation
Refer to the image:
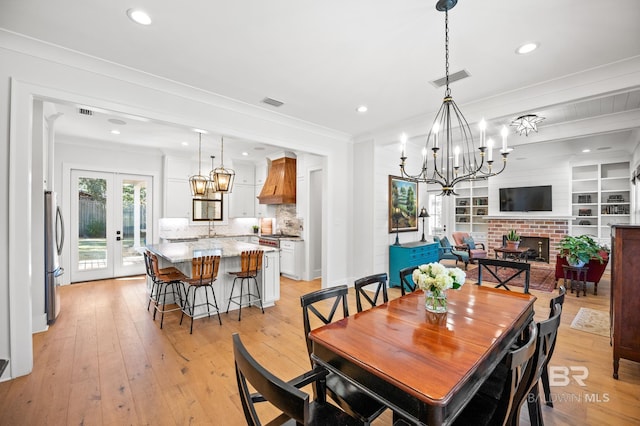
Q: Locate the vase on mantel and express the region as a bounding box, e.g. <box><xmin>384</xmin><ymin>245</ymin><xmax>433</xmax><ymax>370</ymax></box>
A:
<box><xmin>425</xmin><ymin>289</ymin><xmax>448</xmax><ymax>313</ymax></box>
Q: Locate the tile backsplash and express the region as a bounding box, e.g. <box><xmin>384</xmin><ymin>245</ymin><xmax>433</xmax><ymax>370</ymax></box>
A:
<box><xmin>275</xmin><ymin>204</ymin><xmax>303</xmax><ymax>236</ymax></box>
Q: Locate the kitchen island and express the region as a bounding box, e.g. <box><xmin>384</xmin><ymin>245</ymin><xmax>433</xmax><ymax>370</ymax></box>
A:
<box><xmin>146</xmin><ymin>239</ymin><xmax>280</xmax><ymax>319</ymax></box>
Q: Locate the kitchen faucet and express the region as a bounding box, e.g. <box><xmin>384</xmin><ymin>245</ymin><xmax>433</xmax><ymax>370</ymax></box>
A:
<box><xmin>209</xmin><ymin>220</ymin><xmax>216</xmax><ymax>237</ymax></box>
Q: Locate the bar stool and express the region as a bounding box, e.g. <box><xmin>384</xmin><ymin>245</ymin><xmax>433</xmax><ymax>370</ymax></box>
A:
<box><xmin>226</xmin><ymin>250</ymin><xmax>264</xmax><ymax>321</ymax></box>
<box><xmin>144</xmin><ymin>250</ymin><xmax>186</xmax><ymax>329</ymax></box>
<box><xmin>180</xmin><ymin>255</ymin><xmax>222</xmax><ymax>334</ymax></box>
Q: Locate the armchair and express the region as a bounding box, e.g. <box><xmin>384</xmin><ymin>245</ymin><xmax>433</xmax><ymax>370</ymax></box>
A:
<box><xmin>554</xmin><ymin>251</ymin><xmax>609</xmax><ymax>295</ymax></box>
<box><xmin>434</xmin><ymin>236</ymin><xmax>470</xmax><ymax>270</ymax></box>
<box><xmin>451</xmin><ymin>231</ymin><xmax>488</xmax><ymax>263</ymax></box>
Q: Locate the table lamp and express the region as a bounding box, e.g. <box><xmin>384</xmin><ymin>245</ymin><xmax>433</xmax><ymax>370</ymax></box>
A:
<box><xmin>418</xmin><ymin>207</ymin><xmax>430</xmax><ymax>242</ymax></box>
<box><xmin>393</xmin><ymin>207</ymin><xmax>401</xmax><ymax>246</ymax></box>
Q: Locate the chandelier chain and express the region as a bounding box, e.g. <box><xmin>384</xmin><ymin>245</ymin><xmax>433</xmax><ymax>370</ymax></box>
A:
<box><xmin>444</xmin><ymin>9</ymin><xmax>450</xmax><ymax>97</ymax></box>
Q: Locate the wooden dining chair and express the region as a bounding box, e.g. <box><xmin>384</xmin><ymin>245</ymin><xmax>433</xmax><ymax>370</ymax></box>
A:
<box><xmin>451</xmin><ymin>321</ymin><xmax>539</xmax><ymax>426</ymax></box>
<box><xmin>180</xmin><ymin>255</ymin><xmax>222</xmax><ymax>334</ymax></box>
<box><xmin>232</xmin><ymin>333</ymin><xmax>361</xmax><ymax>426</ymax></box>
<box><xmin>541</xmin><ymin>286</ymin><xmax>566</xmax><ymax>407</ymax></box>
<box><xmin>398</xmin><ymin>266</ymin><xmax>418</xmax><ymax>296</ymax></box>
<box><xmin>300</xmin><ymin>286</ymin><xmax>387</xmax><ymax>425</ymax></box>
<box><xmin>526</xmin><ymin>303</ymin><xmax>563</xmax><ymax>426</ymax></box>
<box><xmin>354</xmin><ymin>272</ymin><xmax>388</xmax><ymax>312</ymax></box>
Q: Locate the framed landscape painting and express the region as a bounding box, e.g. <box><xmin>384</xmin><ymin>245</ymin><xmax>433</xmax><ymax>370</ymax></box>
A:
<box><xmin>388</xmin><ymin>175</ymin><xmax>418</xmax><ymax>233</ymax></box>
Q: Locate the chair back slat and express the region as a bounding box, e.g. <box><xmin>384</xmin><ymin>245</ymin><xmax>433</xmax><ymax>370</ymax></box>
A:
<box><xmin>241</xmin><ymin>250</ymin><xmax>263</xmax><ymax>274</ymax></box>
<box><xmin>144</xmin><ymin>250</ymin><xmax>156</xmax><ymax>279</ymax></box>
<box><xmin>300</xmin><ymin>285</ymin><xmax>349</xmax><ymax>356</ymax></box>
<box><xmin>354</xmin><ymin>273</ymin><xmax>388</xmax><ymax>312</ymax></box>
<box><xmin>399</xmin><ymin>266</ymin><xmax>418</xmax><ymax>296</ymax></box>
<box><xmin>191</xmin><ymin>256</ymin><xmax>220</xmax><ymax>285</ymax></box>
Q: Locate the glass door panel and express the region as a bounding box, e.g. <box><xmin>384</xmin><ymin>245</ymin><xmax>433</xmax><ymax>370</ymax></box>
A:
<box><xmin>115</xmin><ymin>175</ymin><xmax>151</xmax><ymax>276</ymax></box>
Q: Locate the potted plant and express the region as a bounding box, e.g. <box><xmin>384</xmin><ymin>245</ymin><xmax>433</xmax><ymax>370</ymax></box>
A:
<box><xmin>558</xmin><ymin>234</ymin><xmax>604</xmax><ymax>267</ymax></box>
<box><xmin>505</xmin><ymin>229</ymin><xmax>520</xmax><ymax>249</ymax></box>
<box><xmin>252</xmin><ymin>225</ymin><xmax>260</xmax><ymax>234</ymax></box>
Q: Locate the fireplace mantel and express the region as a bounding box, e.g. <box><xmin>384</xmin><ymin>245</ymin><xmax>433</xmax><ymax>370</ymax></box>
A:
<box><xmin>484</xmin><ymin>215</ymin><xmax>574</xmax><ymax>221</ymax></box>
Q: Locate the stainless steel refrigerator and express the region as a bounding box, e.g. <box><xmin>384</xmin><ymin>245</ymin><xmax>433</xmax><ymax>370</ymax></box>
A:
<box><xmin>45</xmin><ymin>191</ymin><xmax>64</xmax><ymax>324</ymax></box>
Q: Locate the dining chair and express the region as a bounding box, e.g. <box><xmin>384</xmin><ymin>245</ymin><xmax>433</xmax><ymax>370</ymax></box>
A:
<box><xmin>525</xmin><ymin>303</ymin><xmax>563</xmax><ymax>426</ymax></box>
<box><xmin>144</xmin><ymin>250</ymin><xmax>186</xmax><ymax>329</ymax></box>
<box><xmin>476</xmin><ymin>257</ymin><xmax>532</xmax><ymax>294</ymax></box>
<box><xmin>300</xmin><ymin>286</ymin><xmax>387</xmax><ymax>425</ymax></box>
<box><xmin>451</xmin><ymin>321</ymin><xmax>539</xmax><ymax>426</ymax></box>
<box><xmin>354</xmin><ymin>272</ymin><xmax>388</xmax><ymax>312</ymax></box>
<box><xmin>232</xmin><ymin>333</ymin><xmax>361</xmax><ymax>426</ymax></box>
<box><xmin>180</xmin><ymin>255</ymin><xmax>222</xmax><ymax>334</ymax></box>
<box><xmin>398</xmin><ymin>266</ymin><xmax>418</xmax><ymax>296</ymax></box>
<box><xmin>541</xmin><ymin>286</ymin><xmax>566</xmax><ymax>407</ymax></box>
<box><xmin>226</xmin><ymin>250</ymin><xmax>264</xmax><ymax>321</ymax></box>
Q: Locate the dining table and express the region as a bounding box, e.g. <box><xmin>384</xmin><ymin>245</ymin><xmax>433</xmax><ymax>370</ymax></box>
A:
<box><xmin>309</xmin><ymin>284</ymin><xmax>536</xmax><ymax>425</ymax></box>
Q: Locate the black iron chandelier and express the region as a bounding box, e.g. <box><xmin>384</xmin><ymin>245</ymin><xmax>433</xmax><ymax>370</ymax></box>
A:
<box><xmin>399</xmin><ymin>0</ymin><xmax>510</xmax><ymax>196</ymax></box>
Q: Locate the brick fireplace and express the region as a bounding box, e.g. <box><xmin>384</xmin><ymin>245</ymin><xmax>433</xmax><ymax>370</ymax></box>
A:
<box><xmin>487</xmin><ymin>218</ymin><xmax>569</xmax><ymax>264</ymax></box>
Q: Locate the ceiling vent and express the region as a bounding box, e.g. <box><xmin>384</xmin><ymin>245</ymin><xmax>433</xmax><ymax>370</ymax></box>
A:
<box><xmin>430</xmin><ymin>69</ymin><xmax>471</xmax><ymax>88</ymax></box>
<box><xmin>78</xmin><ymin>108</ymin><xmax>93</xmax><ymax>116</ymax></box>
<box><xmin>261</xmin><ymin>97</ymin><xmax>284</xmax><ymax>107</ymax></box>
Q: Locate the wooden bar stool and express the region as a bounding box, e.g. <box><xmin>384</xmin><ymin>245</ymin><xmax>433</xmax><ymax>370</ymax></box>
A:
<box><xmin>226</xmin><ymin>250</ymin><xmax>264</xmax><ymax>321</ymax></box>
<box><xmin>180</xmin><ymin>255</ymin><xmax>222</xmax><ymax>334</ymax></box>
<box><xmin>144</xmin><ymin>250</ymin><xmax>186</xmax><ymax>329</ymax></box>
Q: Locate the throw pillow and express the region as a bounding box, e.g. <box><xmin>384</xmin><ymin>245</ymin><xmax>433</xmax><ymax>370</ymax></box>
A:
<box><xmin>440</xmin><ymin>237</ymin><xmax>452</xmax><ymax>248</ymax></box>
<box><xmin>462</xmin><ymin>236</ymin><xmax>476</xmax><ymax>249</ymax></box>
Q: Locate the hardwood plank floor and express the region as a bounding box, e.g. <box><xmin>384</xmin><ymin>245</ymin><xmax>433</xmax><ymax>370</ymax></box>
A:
<box><xmin>0</xmin><ymin>266</ymin><xmax>638</xmax><ymax>425</ymax></box>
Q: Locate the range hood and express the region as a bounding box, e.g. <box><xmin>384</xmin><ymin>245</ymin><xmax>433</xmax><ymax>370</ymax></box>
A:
<box><xmin>258</xmin><ymin>157</ymin><xmax>296</xmax><ymax>205</ymax></box>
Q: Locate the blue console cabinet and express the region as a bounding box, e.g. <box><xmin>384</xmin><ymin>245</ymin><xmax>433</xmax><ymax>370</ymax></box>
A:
<box><xmin>389</xmin><ymin>241</ymin><xmax>439</xmax><ymax>287</ymax></box>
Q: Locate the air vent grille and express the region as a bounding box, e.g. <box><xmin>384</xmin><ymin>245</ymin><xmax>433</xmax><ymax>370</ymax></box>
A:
<box><xmin>78</xmin><ymin>108</ymin><xmax>93</xmax><ymax>116</ymax></box>
<box><xmin>262</xmin><ymin>97</ymin><xmax>284</xmax><ymax>107</ymax></box>
<box><xmin>430</xmin><ymin>69</ymin><xmax>471</xmax><ymax>88</ymax></box>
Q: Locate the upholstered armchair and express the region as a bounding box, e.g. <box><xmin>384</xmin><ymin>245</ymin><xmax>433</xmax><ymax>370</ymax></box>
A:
<box><xmin>434</xmin><ymin>236</ymin><xmax>470</xmax><ymax>270</ymax></box>
<box><xmin>451</xmin><ymin>231</ymin><xmax>488</xmax><ymax>263</ymax></box>
<box><xmin>554</xmin><ymin>251</ymin><xmax>609</xmax><ymax>295</ymax></box>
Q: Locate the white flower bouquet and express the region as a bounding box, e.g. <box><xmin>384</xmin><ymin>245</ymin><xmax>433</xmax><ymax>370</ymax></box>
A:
<box><xmin>412</xmin><ymin>262</ymin><xmax>466</xmax><ymax>293</ymax></box>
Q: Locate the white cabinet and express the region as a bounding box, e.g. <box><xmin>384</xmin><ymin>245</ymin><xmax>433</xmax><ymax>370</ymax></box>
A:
<box><xmin>229</xmin><ymin>162</ymin><xmax>256</xmax><ymax>218</ymax></box>
<box><xmin>261</xmin><ymin>251</ymin><xmax>280</xmax><ymax>304</ymax></box>
<box><xmin>280</xmin><ymin>240</ymin><xmax>304</xmax><ymax>280</ymax></box>
<box><xmin>255</xmin><ymin>163</ymin><xmax>273</xmax><ymax>218</ymax></box>
<box><xmin>165</xmin><ymin>179</ymin><xmax>191</xmax><ymax>218</ymax></box>
<box><xmin>571</xmin><ymin>161</ymin><xmax>630</xmax><ymax>242</ymax></box>
<box><xmin>249</xmin><ymin>236</ymin><xmax>260</xmax><ymax>244</ymax></box>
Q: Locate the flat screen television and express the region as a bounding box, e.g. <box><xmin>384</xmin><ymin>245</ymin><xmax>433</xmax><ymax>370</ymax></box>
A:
<box><xmin>499</xmin><ymin>185</ymin><xmax>552</xmax><ymax>212</ymax></box>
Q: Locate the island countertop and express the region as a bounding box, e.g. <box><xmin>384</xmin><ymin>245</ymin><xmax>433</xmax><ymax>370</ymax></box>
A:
<box><xmin>146</xmin><ymin>239</ymin><xmax>279</xmax><ymax>263</ymax></box>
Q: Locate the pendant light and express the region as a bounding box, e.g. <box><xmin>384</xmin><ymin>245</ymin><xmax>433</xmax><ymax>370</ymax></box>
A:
<box><xmin>204</xmin><ymin>155</ymin><xmax>218</xmax><ymax>199</ymax></box>
<box><xmin>210</xmin><ymin>136</ymin><xmax>235</xmax><ymax>193</ymax></box>
<box><xmin>189</xmin><ymin>132</ymin><xmax>209</xmax><ymax>198</ymax></box>
<box><xmin>398</xmin><ymin>0</ymin><xmax>510</xmax><ymax>196</ymax></box>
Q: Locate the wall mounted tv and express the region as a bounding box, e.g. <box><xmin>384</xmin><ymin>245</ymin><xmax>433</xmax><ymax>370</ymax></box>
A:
<box><xmin>499</xmin><ymin>185</ymin><xmax>553</xmax><ymax>212</ymax></box>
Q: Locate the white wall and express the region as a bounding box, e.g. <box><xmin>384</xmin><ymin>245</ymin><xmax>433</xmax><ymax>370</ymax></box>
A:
<box><xmin>0</xmin><ymin>31</ymin><xmax>352</xmax><ymax>380</ymax></box>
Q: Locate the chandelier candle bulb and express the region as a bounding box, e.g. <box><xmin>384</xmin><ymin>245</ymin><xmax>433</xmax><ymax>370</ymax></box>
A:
<box><xmin>487</xmin><ymin>139</ymin><xmax>494</xmax><ymax>163</ymax></box>
<box><xmin>454</xmin><ymin>146</ymin><xmax>460</xmax><ymax>168</ymax></box>
<box><xmin>401</xmin><ymin>133</ymin><xmax>407</xmax><ymax>157</ymax></box>
<box><xmin>479</xmin><ymin>119</ymin><xmax>487</xmax><ymax>147</ymax></box>
<box><xmin>433</xmin><ymin>123</ymin><xmax>440</xmax><ymax>149</ymax></box>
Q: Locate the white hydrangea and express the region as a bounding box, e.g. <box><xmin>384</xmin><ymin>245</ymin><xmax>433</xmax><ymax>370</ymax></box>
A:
<box><xmin>412</xmin><ymin>262</ymin><xmax>466</xmax><ymax>293</ymax></box>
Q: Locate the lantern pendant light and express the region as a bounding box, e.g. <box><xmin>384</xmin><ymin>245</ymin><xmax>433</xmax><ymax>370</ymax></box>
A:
<box><xmin>210</xmin><ymin>136</ymin><xmax>235</xmax><ymax>193</ymax></box>
<box><xmin>189</xmin><ymin>132</ymin><xmax>209</xmax><ymax>198</ymax></box>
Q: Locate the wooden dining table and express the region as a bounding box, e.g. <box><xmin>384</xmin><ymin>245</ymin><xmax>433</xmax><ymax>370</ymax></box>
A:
<box><xmin>309</xmin><ymin>284</ymin><xmax>536</xmax><ymax>425</ymax></box>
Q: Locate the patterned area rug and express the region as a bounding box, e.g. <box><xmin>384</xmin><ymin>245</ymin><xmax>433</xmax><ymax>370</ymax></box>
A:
<box><xmin>465</xmin><ymin>264</ymin><xmax>557</xmax><ymax>293</ymax></box>
<box><xmin>570</xmin><ymin>307</ymin><xmax>610</xmax><ymax>337</ymax></box>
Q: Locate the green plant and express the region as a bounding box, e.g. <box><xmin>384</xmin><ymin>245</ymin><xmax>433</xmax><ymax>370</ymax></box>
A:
<box><xmin>558</xmin><ymin>235</ymin><xmax>604</xmax><ymax>266</ymax></box>
<box><xmin>506</xmin><ymin>229</ymin><xmax>520</xmax><ymax>242</ymax></box>
<box><xmin>252</xmin><ymin>225</ymin><xmax>259</xmax><ymax>230</ymax></box>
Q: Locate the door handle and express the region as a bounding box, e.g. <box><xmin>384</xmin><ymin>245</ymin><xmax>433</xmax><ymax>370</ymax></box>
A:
<box><xmin>116</xmin><ymin>230</ymin><xmax>121</xmax><ymax>241</ymax></box>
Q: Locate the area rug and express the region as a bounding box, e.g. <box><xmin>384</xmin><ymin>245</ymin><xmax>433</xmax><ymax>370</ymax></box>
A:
<box><xmin>570</xmin><ymin>307</ymin><xmax>610</xmax><ymax>337</ymax></box>
<box><xmin>465</xmin><ymin>264</ymin><xmax>557</xmax><ymax>293</ymax></box>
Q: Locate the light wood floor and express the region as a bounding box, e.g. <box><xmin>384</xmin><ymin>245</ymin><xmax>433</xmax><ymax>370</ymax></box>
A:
<box><xmin>0</xmin><ymin>265</ymin><xmax>639</xmax><ymax>425</ymax></box>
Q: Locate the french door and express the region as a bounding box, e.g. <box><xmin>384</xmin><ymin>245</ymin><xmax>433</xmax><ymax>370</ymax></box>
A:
<box><xmin>70</xmin><ymin>170</ymin><xmax>152</xmax><ymax>282</ymax></box>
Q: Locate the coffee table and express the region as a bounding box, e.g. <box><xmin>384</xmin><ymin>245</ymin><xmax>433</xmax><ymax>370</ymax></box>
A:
<box><xmin>493</xmin><ymin>246</ymin><xmax>528</xmax><ymax>262</ymax></box>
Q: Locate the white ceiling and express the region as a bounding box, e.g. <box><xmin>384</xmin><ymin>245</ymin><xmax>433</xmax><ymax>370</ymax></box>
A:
<box><xmin>2</xmin><ymin>0</ymin><xmax>640</xmax><ymax>160</ymax></box>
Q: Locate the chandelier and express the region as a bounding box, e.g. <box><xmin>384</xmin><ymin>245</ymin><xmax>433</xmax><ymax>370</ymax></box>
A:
<box><xmin>399</xmin><ymin>0</ymin><xmax>510</xmax><ymax>196</ymax></box>
<box><xmin>210</xmin><ymin>136</ymin><xmax>235</xmax><ymax>193</ymax></box>
<box><xmin>511</xmin><ymin>114</ymin><xmax>545</xmax><ymax>136</ymax></box>
<box><xmin>189</xmin><ymin>132</ymin><xmax>209</xmax><ymax>198</ymax></box>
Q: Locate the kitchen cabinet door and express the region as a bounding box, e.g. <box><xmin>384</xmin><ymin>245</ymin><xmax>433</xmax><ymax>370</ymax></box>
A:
<box><xmin>165</xmin><ymin>179</ymin><xmax>191</xmax><ymax>218</ymax></box>
<box><xmin>229</xmin><ymin>184</ymin><xmax>255</xmax><ymax>217</ymax></box>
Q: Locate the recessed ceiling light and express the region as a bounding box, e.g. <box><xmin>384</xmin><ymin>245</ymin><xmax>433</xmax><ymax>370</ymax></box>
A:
<box><xmin>107</xmin><ymin>118</ymin><xmax>126</xmax><ymax>125</ymax></box>
<box><xmin>242</xmin><ymin>152</ymin><xmax>249</xmax><ymax>156</ymax></box>
<box><xmin>111</xmin><ymin>130</ymin><xmax>121</xmax><ymax>135</ymax></box>
<box><xmin>193</xmin><ymin>128</ymin><xmax>208</xmax><ymax>134</ymax></box>
<box><xmin>516</xmin><ymin>42</ymin><xmax>539</xmax><ymax>55</ymax></box>
<box><xmin>356</xmin><ymin>105</ymin><xmax>368</xmax><ymax>113</ymax></box>
<box><xmin>582</xmin><ymin>149</ymin><xmax>591</xmax><ymax>153</ymax></box>
<box><xmin>127</xmin><ymin>9</ymin><xmax>152</xmax><ymax>25</ymax></box>
<box><xmin>181</xmin><ymin>141</ymin><xmax>188</xmax><ymax>146</ymax></box>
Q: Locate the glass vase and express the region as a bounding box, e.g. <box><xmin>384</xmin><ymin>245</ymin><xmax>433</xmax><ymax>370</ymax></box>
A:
<box><xmin>425</xmin><ymin>289</ymin><xmax>447</xmax><ymax>313</ymax></box>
